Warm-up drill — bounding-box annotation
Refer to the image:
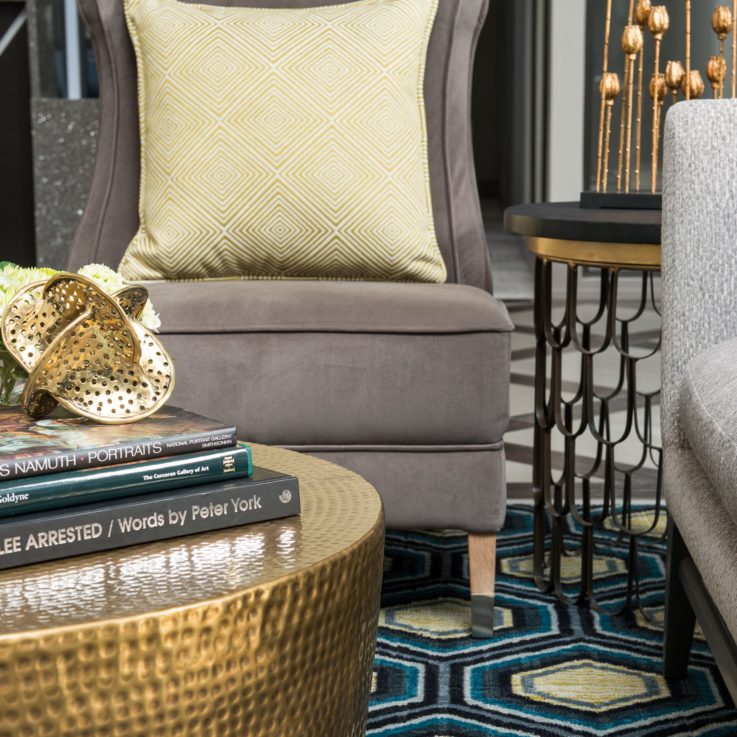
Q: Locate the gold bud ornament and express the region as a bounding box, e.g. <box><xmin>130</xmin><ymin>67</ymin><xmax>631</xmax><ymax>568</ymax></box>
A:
<box><xmin>648</xmin><ymin>5</ymin><xmax>670</xmax><ymax>38</ymax></box>
<box><xmin>635</xmin><ymin>0</ymin><xmax>652</xmax><ymax>26</ymax></box>
<box><xmin>682</xmin><ymin>69</ymin><xmax>706</xmax><ymax>98</ymax></box>
<box><xmin>712</xmin><ymin>5</ymin><xmax>733</xmax><ymax>39</ymax></box>
<box><xmin>707</xmin><ymin>54</ymin><xmax>728</xmax><ymax>96</ymax></box>
<box><xmin>621</xmin><ymin>25</ymin><xmax>644</xmax><ymax>57</ymax></box>
<box><xmin>649</xmin><ymin>73</ymin><xmax>667</xmax><ymax>100</ymax></box>
<box><xmin>665</xmin><ymin>60</ymin><xmax>685</xmax><ymax>90</ymax></box>
<box><xmin>600</xmin><ymin>71</ymin><xmax>621</xmax><ymax>102</ymax></box>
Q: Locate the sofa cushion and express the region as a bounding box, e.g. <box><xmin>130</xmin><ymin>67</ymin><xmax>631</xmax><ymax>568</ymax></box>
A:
<box><xmin>147</xmin><ymin>280</ymin><xmax>512</xmax><ymax>445</ymax></box>
<box><xmin>146</xmin><ymin>280</ymin><xmax>512</xmax><ymax>333</ymax></box>
<box><xmin>120</xmin><ymin>0</ymin><xmax>446</xmax><ymax>283</ymax></box>
<box><xmin>680</xmin><ymin>336</ymin><xmax>737</xmax><ymax>527</ymax></box>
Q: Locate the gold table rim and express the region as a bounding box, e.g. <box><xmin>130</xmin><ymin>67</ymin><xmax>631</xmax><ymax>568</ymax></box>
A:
<box><xmin>527</xmin><ymin>236</ymin><xmax>661</xmax><ymax>271</ymax></box>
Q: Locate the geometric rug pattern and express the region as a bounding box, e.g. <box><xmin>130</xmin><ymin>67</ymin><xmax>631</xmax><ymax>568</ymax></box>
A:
<box><xmin>369</xmin><ymin>507</ymin><xmax>737</xmax><ymax>736</ymax></box>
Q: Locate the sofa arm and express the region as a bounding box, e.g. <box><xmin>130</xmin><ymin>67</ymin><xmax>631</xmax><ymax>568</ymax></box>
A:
<box><xmin>661</xmin><ymin>99</ymin><xmax>737</xmax><ymax>450</ymax></box>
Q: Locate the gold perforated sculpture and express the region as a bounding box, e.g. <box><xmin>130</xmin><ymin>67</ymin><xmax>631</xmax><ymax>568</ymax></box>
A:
<box><xmin>0</xmin><ymin>273</ymin><xmax>175</xmax><ymax>423</ymax></box>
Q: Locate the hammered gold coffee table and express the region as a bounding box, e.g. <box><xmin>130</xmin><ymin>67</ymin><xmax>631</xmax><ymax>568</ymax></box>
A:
<box><xmin>0</xmin><ymin>445</ymin><xmax>385</xmax><ymax>737</ymax></box>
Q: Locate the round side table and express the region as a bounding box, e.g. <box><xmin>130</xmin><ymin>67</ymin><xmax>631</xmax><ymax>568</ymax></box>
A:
<box><xmin>0</xmin><ymin>445</ymin><xmax>385</xmax><ymax>737</ymax></box>
<box><xmin>504</xmin><ymin>202</ymin><xmax>663</xmax><ymax>612</ymax></box>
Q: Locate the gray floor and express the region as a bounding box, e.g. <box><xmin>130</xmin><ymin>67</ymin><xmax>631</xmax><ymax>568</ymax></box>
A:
<box><xmin>483</xmin><ymin>200</ymin><xmax>535</xmax><ymax>302</ymax></box>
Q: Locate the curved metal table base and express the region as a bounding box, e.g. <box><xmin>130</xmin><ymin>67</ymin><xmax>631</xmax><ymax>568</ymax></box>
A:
<box><xmin>530</xmin><ymin>248</ymin><xmax>663</xmax><ymax>615</ymax></box>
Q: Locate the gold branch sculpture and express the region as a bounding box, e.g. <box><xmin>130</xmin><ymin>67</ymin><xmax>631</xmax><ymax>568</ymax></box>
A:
<box><xmin>597</xmin><ymin>0</ymin><xmax>615</xmax><ymax>192</ymax></box>
<box><xmin>601</xmin><ymin>72</ymin><xmax>622</xmax><ymax>191</ymax></box>
<box><xmin>713</xmin><ymin>6</ymin><xmax>733</xmax><ymax>98</ymax></box>
<box><xmin>622</xmin><ymin>24</ymin><xmax>644</xmax><ymax>191</ymax></box>
<box><xmin>634</xmin><ymin>0</ymin><xmax>652</xmax><ymax>190</ymax></box>
<box><xmin>592</xmin><ymin>0</ymin><xmax>731</xmax><ymax>200</ymax></box>
<box><xmin>648</xmin><ymin>6</ymin><xmax>669</xmax><ymax>193</ymax></box>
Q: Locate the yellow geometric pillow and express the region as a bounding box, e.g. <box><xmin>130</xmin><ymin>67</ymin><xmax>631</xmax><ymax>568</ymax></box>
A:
<box><xmin>119</xmin><ymin>0</ymin><xmax>446</xmax><ymax>283</ymax></box>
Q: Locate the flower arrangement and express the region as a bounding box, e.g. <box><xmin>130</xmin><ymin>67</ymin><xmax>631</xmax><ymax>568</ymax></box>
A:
<box><xmin>0</xmin><ymin>262</ymin><xmax>160</xmax><ymax>406</ymax></box>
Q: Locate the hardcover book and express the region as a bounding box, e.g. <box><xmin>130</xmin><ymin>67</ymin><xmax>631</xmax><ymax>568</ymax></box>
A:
<box><xmin>0</xmin><ymin>405</ymin><xmax>236</xmax><ymax>481</ymax></box>
<box><xmin>0</xmin><ymin>443</ymin><xmax>253</xmax><ymax>518</ymax></box>
<box><xmin>0</xmin><ymin>467</ymin><xmax>300</xmax><ymax>570</ymax></box>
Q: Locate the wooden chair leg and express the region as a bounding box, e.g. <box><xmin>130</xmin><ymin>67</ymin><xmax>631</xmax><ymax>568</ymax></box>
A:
<box><xmin>468</xmin><ymin>532</ymin><xmax>497</xmax><ymax>639</ymax></box>
<box><xmin>664</xmin><ymin>519</ymin><xmax>696</xmax><ymax>679</ymax></box>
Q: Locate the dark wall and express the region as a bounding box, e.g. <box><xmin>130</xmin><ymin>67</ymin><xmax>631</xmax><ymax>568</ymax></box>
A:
<box><xmin>0</xmin><ymin>3</ymin><xmax>35</xmax><ymax>266</ymax></box>
<box><xmin>472</xmin><ymin>0</ymin><xmax>505</xmax><ymax>195</ymax></box>
<box><xmin>472</xmin><ymin>0</ymin><xmax>543</xmax><ymax>206</ymax></box>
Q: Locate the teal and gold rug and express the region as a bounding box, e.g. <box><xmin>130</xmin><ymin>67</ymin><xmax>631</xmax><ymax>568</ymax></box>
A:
<box><xmin>369</xmin><ymin>506</ymin><xmax>737</xmax><ymax>736</ymax></box>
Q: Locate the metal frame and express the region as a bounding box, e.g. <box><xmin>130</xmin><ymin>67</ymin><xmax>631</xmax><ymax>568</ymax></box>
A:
<box><xmin>531</xmin><ymin>243</ymin><xmax>663</xmax><ymax>613</ymax></box>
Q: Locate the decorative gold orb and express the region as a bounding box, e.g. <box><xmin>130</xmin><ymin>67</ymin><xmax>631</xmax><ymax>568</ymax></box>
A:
<box><xmin>600</xmin><ymin>71</ymin><xmax>621</xmax><ymax>102</ymax></box>
<box><xmin>649</xmin><ymin>73</ymin><xmax>667</xmax><ymax>101</ymax></box>
<box><xmin>621</xmin><ymin>25</ymin><xmax>644</xmax><ymax>57</ymax></box>
<box><xmin>682</xmin><ymin>69</ymin><xmax>706</xmax><ymax>99</ymax></box>
<box><xmin>648</xmin><ymin>5</ymin><xmax>670</xmax><ymax>38</ymax></box>
<box><xmin>635</xmin><ymin>0</ymin><xmax>652</xmax><ymax>26</ymax></box>
<box><xmin>665</xmin><ymin>60</ymin><xmax>685</xmax><ymax>91</ymax></box>
<box><xmin>707</xmin><ymin>54</ymin><xmax>728</xmax><ymax>86</ymax></box>
<box><xmin>712</xmin><ymin>5</ymin><xmax>733</xmax><ymax>40</ymax></box>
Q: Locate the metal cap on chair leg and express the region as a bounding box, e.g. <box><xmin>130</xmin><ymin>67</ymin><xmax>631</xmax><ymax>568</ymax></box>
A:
<box><xmin>468</xmin><ymin>532</ymin><xmax>497</xmax><ymax>639</ymax></box>
<box><xmin>471</xmin><ymin>594</ymin><xmax>495</xmax><ymax>638</ymax></box>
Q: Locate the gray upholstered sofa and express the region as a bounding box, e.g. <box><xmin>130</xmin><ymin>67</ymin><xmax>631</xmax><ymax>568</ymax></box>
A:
<box><xmin>662</xmin><ymin>99</ymin><xmax>737</xmax><ymax>697</ymax></box>
<box><xmin>67</xmin><ymin>0</ymin><xmax>513</xmax><ymax>636</ymax></box>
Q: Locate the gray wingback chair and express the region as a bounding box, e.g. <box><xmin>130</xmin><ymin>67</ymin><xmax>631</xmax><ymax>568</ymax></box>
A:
<box><xmin>69</xmin><ymin>0</ymin><xmax>513</xmax><ymax>637</ymax></box>
<box><xmin>661</xmin><ymin>99</ymin><xmax>737</xmax><ymax>696</ymax></box>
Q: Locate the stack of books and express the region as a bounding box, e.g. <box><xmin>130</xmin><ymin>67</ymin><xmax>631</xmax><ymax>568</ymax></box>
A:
<box><xmin>0</xmin><ymin>406</ymin><xmax>300</xmax><ymax>570</ymax></box>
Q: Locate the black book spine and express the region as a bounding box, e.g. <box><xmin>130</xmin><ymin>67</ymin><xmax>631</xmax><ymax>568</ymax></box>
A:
<box><xmin>0</xmin><ymin>427</ymin><xmax>238</xmax><ymax>482</ymax></box>
<box><xmin>0</xmin><ymin>473</ymin><xmax>299</xmax><ymax>571</ymax></box>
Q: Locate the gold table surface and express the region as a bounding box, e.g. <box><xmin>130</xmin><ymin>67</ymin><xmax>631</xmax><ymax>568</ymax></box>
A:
<box><xmin>0</xmin><ymin>445</ymin><xmax>385</xmax><ymax>737</ymax></box>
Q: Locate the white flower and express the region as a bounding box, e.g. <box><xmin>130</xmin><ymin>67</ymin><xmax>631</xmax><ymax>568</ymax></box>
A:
<box><xmin>77</xmin><ymin>263</ymin><xmax>126</xmax><ymax>293</ymax></box>
<box><xmin>0</xmin><ymin>265</ymin><xmax>56</xmax><ymax>321</ymax></box>
<box><xmin>0</xmin><ymin>262</ymin><xmax>162</xmax><ymax>340</ymax></box>
<box><xmin>139</xmin><ymin>300</ymin><xmax>161</xmax><ymax>332</ymax></box>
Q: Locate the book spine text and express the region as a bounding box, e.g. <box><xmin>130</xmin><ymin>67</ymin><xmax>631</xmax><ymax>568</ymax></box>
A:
<box><xmin>0</xmin><ymin>427</ymin><xmax>237</xmax><ymax>482</ymax></box>
<box><xmin>0</xmin><ymin>445</ymin><xmax>252</xmax><ymax>518</ymax></box>
<box><xmin>0</xmin><ymin>476</ymin><xmax>299</xmax><ymax>570</ymax></box>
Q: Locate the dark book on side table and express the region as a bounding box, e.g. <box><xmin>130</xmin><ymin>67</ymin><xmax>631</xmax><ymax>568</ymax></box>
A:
<box><xmin>0</xmin><ymin>443</ymin><xmax>253</xmax><ymax>518</ymax></box>
<box><xmin>0</xmin><ymin>405</ymin><xmax>237</xmax><ymax>481</ymax></box>
<box><xmin>0</xmin><ymin>467</ymin><xmax>300</xmax><ymax>570</ymax></box>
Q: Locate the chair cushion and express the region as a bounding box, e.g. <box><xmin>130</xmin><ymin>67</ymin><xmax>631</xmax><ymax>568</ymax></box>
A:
<box><xmin>147</xmin><ymin>280</ymin><xmax>513</xmax><ymax>445</ymax></box>
<box><xmin>119</xmin><ymin>0</ymin><xmax>446</xmax><ymax>283</ymax></box>
<box><xmin>680</xmin><ymin>336</ymin><xmax>737</xmax><ymax>528</ymax></box>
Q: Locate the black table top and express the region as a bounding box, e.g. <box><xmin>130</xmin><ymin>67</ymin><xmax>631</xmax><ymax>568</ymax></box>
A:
<box><xmin>503</xmin><ymin>201</ymin><xmax>661</xmax><ymax>245</ymax></box>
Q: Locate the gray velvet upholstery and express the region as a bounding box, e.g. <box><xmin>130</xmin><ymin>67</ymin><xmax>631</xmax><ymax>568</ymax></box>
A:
<box><xmin>69</xmin><ymin>0</ymin><xmax>511</xmax><ymax>535</ymax></box>
<box><xmin>680</xmin><ymin>337</ymin><xmax>737</xmax><ymax>530</ymax></box>
<box><xmin>148</xmin><ymin>282</ymin><xmax>512</xmax><ymax>447</ymax></box>
<box><xmin>662</xmin><ymin>99</ymin><xmax>737</xmax><ymax>642</ymax></box>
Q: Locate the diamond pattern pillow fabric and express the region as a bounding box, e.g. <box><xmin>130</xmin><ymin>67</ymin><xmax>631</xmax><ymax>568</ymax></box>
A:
<box><xmin>119</xmin><ymin>0</ymin><xmax>446</xmax><ymax>283</ymax></box>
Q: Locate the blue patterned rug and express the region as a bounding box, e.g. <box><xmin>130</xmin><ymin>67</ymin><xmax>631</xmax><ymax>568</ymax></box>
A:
<box><xmin>369</xmin><ymin>506</ymin><xmax>737</xmax><ymax>736</ymax></box>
